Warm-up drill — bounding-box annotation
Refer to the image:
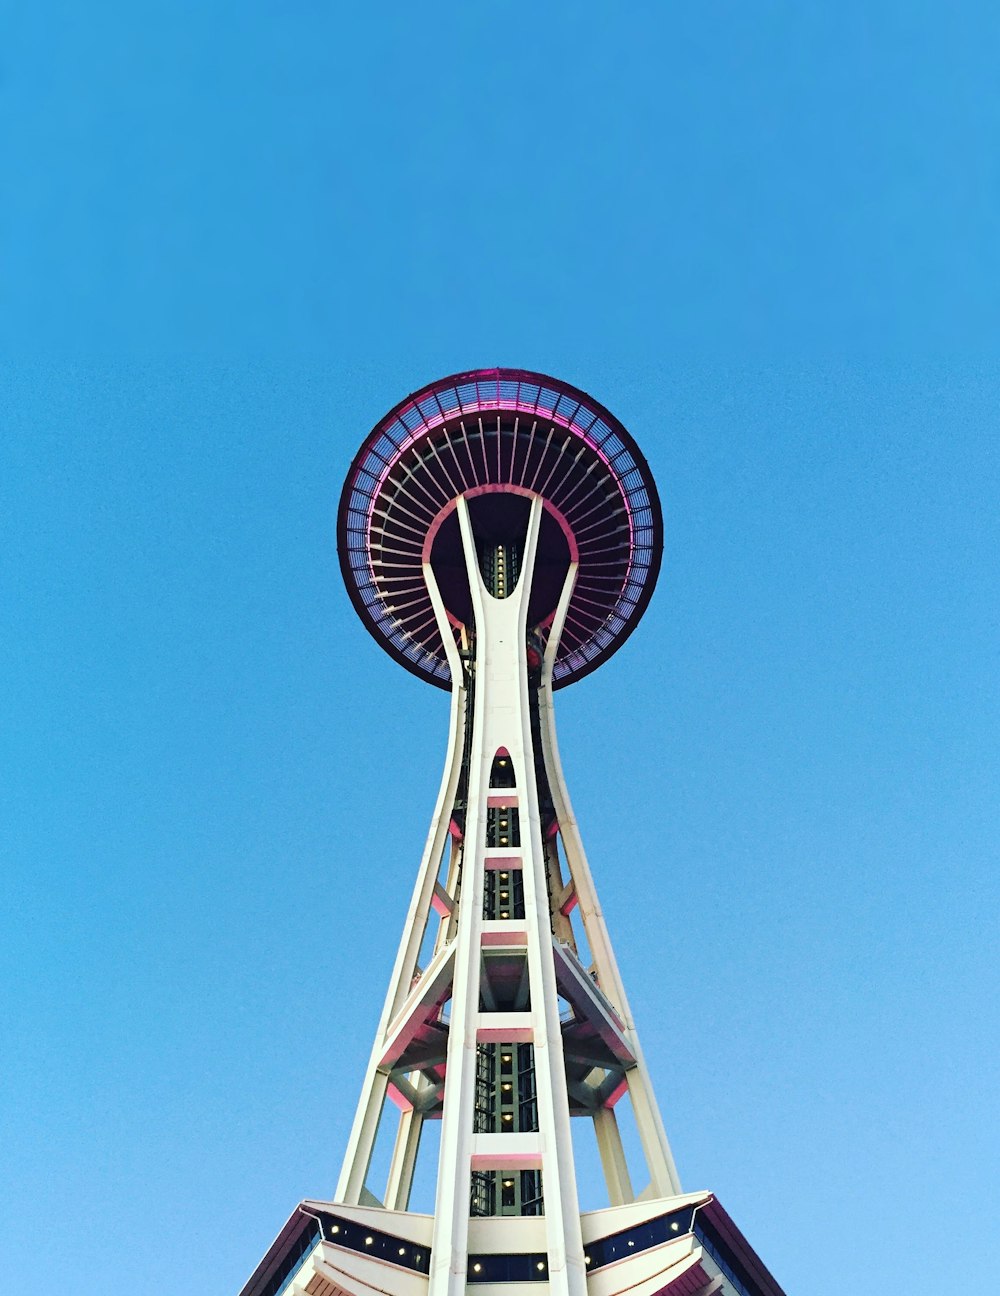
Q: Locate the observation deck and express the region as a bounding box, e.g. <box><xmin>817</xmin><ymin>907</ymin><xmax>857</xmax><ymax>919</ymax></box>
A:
<box><xmin>337</xmin><ymin>368</ymin><xmax>663</xmax><ymax>688</ymax></box>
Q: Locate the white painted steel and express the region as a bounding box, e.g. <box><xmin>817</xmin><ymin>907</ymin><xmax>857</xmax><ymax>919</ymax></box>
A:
<box><xmin>428</xmin><ymin>496</ymin><xmax>586</xmax><ymax>1296</ymax></box>
<box><xmin>538</xmin><ymin>580</ymin><xmax>682</xmax><ymax>1199</ymax></box>
<box><xmin>337</xmin><ymin>485</ymin><xmax>678</xmax><ymax>1284</ymax></box>
<box><xmin>335</xmin><ymin>560</ymin><xmax>467</xmax><ymax>1205</ymax></box>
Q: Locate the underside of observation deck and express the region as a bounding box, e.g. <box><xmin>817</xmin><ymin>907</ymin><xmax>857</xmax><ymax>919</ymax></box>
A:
<box><xmin>337</xmin><ymin>369</ymin><xmax>663</xmax><ymax>689</ymax></box>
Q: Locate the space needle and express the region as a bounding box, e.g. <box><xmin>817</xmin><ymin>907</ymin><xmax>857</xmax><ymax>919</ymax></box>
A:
<box><xmin>238</xmin><ymin>369</ymin><xmax>787</xmax><ymax>1296</ymax></box>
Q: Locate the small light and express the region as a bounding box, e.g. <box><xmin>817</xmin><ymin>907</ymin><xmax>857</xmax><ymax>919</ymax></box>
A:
<box><xmin>365</xmin><ymin>1236</ymin><xmax>374</xmax><ymax>1246</ymax></box>
<box><xmin>399</xmin><ymin>1247</ymin><xmax>406</xmax><ymax>1255</ymax></box>
<box><xmin>503</xmin><ymin>1179</ymin><xmax>514</xmax><ymax>1187</ymax></box>
<box><xmin>502</xmin><ymin>1054</ymin><xmax>511</xmax><ymax>1061</ymax></box>
<box><xmin>502</xmin><ymin>1112</ymin><xmax>513</xmax><ymax>1122</ymax></box>
<box><xmin>502</xmin><ymin>1082</ymin><xmax>512</xmax><ymax>1091</ymax></box>
<box><xmin>670</xmin><ymin>1221</ymin><xmax>680</xmax><ymax>1232</ymax></box>
<box><xmin>500</xmin><ymin>872</ymin><xmax>508</xmax><ymax>879</ymax></box>
<box><xmin>536</xmin><ymin>1262</ymin><xmax>546</xmax><ymax>1271</ymax></box>
<box><xmin>627</xmin><ymin>1240</ymin><xmax>635</xmax><ymax>1248</ymax></box>
<box><xmin>473</xmin><ymin>1263</ymin><xmax>482</xmax><ymax>1273</ymax></box>
<box><xmin>330</xmin><ymin>1225</ymin><xmax>339</xmax><ymax>1234</ymax></box>
<box><xmin>585</xmin><ymin>1256</ymin><xmax>592</xmax><ymax>1266</ymax></box>
<box><xmin>500</xmin><ymin>838</ymin><xmax>508</xmax><ymax>845</ymax></box>
<box><xmin>500</xmin><ymin>911</ymin><xmax>509</xmax><ymax>918</ymax></box>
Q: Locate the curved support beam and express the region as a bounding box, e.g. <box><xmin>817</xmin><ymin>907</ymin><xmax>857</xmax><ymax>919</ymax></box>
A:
<box><xmin>538</xmin><ymin>577</ymin><xmax>682</xmax><ymax>1200</ymax></box>
<box><xmin>335</xmin><ymin>561</ymin><xmax>467</xmax><ymax>1205</ymax></box>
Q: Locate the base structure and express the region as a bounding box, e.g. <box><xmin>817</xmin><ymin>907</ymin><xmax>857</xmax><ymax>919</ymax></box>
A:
<box><xmin>239</xmin><ymin>489</ymin><xmax>786</xmax><ymax>1296</ymax></box>
<box><xmin>240</xmin><ymin>1192</ymin><xmax>781</xmax><ymax>1296</ymax></box>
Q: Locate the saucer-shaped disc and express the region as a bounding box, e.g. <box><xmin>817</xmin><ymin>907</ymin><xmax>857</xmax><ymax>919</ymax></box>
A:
<box><xmin>338</xmin><ymin>368</ymin><xmax>663</xmax><ymax>688</ymax></box>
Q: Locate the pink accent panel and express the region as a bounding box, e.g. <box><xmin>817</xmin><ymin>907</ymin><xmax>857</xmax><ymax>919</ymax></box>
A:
<box><xmin>476</xmin><ymin>1023</ymin><xmax>533</xmax><ymax>1043</ymax></box>
<box><xmin>386</xmin><ymin>1081</ymin><xmax>414</xmax><ymax>1113</ymax></box>
<box><xmin>369</xmin><ymin>402</ymin><xmax>627</xmax><ymax>589</ymax></box>
<box><xmin>484</xmin><ymin>855</ymin><xmax>522</xmax><ymax>870</ymax></box>
<box><xmin>602</xmin><ymin>1074</ymin><xmax>629</xmax><ymax>1108</ymax></box>
<box><xmin>481</xmin><ymin>926</ymin><xmax>528</xmax><ymax>947</ymax></box>
<box><xmin>471</xmin><ymin>1150</ymin><xmax>542</xmax><ymax>1171</ymax></box>
<box><xmin>420</xmin><ymin>485</ymin><xmax>580</xmax><ymax>564</ymax></box>
<box><xmin>698</xmin><ymin>1199</ymin><xmax>788</xmax><ymax>1296</ymax></box>
<box><xmin>660</xmin><ymin>1261</ymin><xmax>712</xmax><ymax>1295</ymax></box>
<box><xmin>366</xmin><ymin>390</ymin><xmax>624</xmax><ymax>524</ymax></box>
<box><xmin>487</xmin><ymin>794</ymin><xmax>518</xmax><ymax>808</ymax></box>
<box><xmin>431</xmin><ymin>890</ymin><xmax>452</xmax><ymax>918</ymax></box>
<box><xmin>545</xmin><ymin>819</ymin><xmax>560</xmax><ymax>839</ymax></box>
<box><xmin>448</xmin><ymin>818</ymin><xmax>464</xmax><ymax>840</ymax></box>
<box><xmin>559</xmin><ymin>887</ymin><xmax>579</xmax><ymax>916</ymax></box>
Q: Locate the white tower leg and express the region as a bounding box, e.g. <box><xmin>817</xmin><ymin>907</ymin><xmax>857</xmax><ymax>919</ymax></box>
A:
<box><xmin>335</xmin><ymin>564</ymin><xmax>467</xmax><ymax>1206</ymax></box>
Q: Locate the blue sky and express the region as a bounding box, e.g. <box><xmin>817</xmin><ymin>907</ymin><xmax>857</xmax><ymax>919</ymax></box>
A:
<box><xmin>2</xmin><ymin>6</ymin><xmax>998</xmax><ymax>1295</ymax></box>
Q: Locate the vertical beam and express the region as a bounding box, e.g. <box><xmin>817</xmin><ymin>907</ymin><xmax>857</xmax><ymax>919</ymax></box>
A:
<box><xmin>544</xmin><ymin>836</ymin><xmax>576</xmax><ymax>948</ymax></box>
<box><xmin>435</xmin><ymin>836</ymin><xmax>463</xmax><ymax>953</ymax></box>
<box><xmin>385</xmin><ymin>1105</ymin><xmax>424</xmax><ymax>1211</ymax></box>
<box><xmin>429</xmin><ymin>497</ymin><xmax>490</xmax><ymax>1296</ymax></box>
<box><xmin>511</xmin><ymin>503</ymin><xmax>587</xmax><ymax>1296</ymax></box>
<box><xmin>593</xmin><ymin>1106</ymin><xmax>634</xmax><ymax>1207</ymax></box>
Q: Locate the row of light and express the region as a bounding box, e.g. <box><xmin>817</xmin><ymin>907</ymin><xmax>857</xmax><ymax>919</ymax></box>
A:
<box><xmin>325</xmin><ymin>1219</ymin><xmax>684</xmax><ymax>1277</ymax></box>
<box><xmin>494</xmin><ymin>866</ymin><xmax>513</xmax><ymax>920</ymax></box>
<box><xmin>471</xmin><ymin>1260</ymin><xmax>547</xmax><ymax>1273</ymax></box>
<box><xmin>327</xmin><ymin>1219</ymin><xmax>679</xmax><ymax>1274</ymax></box>
<box><xmin>327</xmin><ymin>1224</ymin><xmax>424</xmax><ymax>1266</ymax></box>
<box><xmin>489</xmin><ymin>735</ymin><xmax>516</xmax><ymax>910</ymax></box>
<box><xmin>327</xmin><ymin>1223</ymin><xmax>678</xmax><ymax>1275</ymax></box>
<box><xmin>583</xmin><ymin>1218</ymin><xmax>682</xmax><ymax>1267</ymax></box>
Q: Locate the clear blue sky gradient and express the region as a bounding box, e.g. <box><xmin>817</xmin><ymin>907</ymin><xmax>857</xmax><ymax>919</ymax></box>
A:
<box><xmin>2</xmin><ymin>6</ymin><xmax>998</xmax><ymax>1295</ymax></box>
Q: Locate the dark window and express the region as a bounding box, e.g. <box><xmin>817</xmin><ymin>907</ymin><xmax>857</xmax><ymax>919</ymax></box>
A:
<box><xmin>470</xmin><ymin>1170</ymin><xmax>495</xmax><ymax>1218</ymax></box>
<box><xmin>483</xmin><ymin>868</ymin><xmax>525</xmax><ymax>920</ymax></box>
<box><xmin>489</xmin><ymin>751</ymin><xmax>516</xmax><ymax>788</ymax></box>
<box><xmin>467</xmin><ymin>1252</ymin><xmax>548</xmax><ymax>1283</ymax></box>
<box><xmin>472</xmin><ymin>1043</ymin><xmax>537</xmax><ymax>1134</ymax></box>
<box><xmin>517</xmin><ymin>1044</ymin><xmax>538</xmax><ymax>1132</ymax></box>
<box><xmin>467</xmin><ymin>1162</ymin><xmax>544</xmax><ymax>1219</ymax></box>
<box><xmin>486</xmin><ymin>805</ymin><xmax>520</xmax><ymax>848</ymax></box>
<box><xmin>479</xmin><ymin>541</ymin><xmax>522</xmax><ymax>600</ymax></box>
<box><xmin>520</xmin><ymin>1168</ymin><xmax>544</xmax><ymax>1216</ymax></box>
<box><xmin>310</xmin><ymin>1211</ymin><xmax>430</xmax><ymax>1275</ymax></box>
<box><xmin>584</xmin><ymin>1207</ymin><xmax>695</xmax><ymax>1272</ymax></box>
